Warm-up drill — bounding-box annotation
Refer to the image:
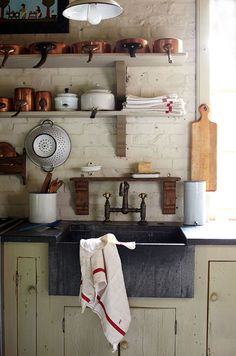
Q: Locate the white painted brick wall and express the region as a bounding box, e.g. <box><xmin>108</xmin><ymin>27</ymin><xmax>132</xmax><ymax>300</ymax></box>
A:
<box><xmin>0</xmin><ymin>0</ymin><xmax>195</xmax><ymax>222</ymax></box>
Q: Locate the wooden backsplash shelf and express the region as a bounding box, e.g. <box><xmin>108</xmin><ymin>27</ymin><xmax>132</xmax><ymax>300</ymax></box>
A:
<box><xmin>70</xmin><ymin>176</ymin><xmax>181</xmax><ymax>215</ymax></box>
<box><xmin>0</xmin><ymin>149</ymin><xmax>26</xmax><ymax>184</ymax></box>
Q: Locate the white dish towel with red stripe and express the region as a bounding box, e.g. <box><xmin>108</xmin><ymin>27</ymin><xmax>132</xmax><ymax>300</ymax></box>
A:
<box><xmin>80</xmin><ymin>233</ymin><xmax>135</xmax><ymax>353</ymax></box>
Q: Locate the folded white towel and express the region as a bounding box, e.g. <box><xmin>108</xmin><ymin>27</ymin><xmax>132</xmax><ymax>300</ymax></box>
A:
<box><xmin>80</xmin><ymin>233</ymin><xmax>135</xmax><ymax>353</ymax></box>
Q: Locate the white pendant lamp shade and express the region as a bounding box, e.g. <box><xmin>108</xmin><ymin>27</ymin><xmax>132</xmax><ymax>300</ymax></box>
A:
<box><xmin>63</xmin><ymin>0</ymin><xmax>123</xmax><ymax>25</ymax></box>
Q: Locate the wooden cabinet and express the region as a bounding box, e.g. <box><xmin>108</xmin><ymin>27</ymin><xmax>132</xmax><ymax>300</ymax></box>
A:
<box><xmin>207</xmin><ymin>261</ymin><xmax>236</xmax><ymax>356</ymax></box>
<box><xmin>63</xmin><ymin>307</ymin><xmax>176</xmax><ymax>356</ymax></box>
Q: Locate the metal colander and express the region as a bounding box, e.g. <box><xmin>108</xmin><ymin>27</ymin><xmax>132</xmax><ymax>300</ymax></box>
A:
<box><xmin>25</xmin><ymin>120</ymin><xmax>71</xmax><ymax>171</ymax></box>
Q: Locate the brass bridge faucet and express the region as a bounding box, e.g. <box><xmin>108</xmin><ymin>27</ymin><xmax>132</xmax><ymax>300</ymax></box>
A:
<box><xmin>103</xmin><ymin>181</ymin><xmax>147</xmax><ymax>224</ymax></box>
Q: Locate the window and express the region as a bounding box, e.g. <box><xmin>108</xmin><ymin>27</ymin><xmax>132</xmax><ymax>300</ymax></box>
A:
<box><xmin>197</xmin><ymin>0</ymin><xmax>236</xmax><ymax>220</ymax></box>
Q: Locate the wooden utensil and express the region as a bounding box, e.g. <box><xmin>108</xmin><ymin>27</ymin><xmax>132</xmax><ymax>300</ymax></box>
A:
<box><xmin>40</xmin><ymin>172</ymin><xmax>52</xmax><ymax>193</ymax></box>
<box><xmin>191</xmin><ymin>104</ymin><xmax>217</xmax><ymax>191</ymax></box>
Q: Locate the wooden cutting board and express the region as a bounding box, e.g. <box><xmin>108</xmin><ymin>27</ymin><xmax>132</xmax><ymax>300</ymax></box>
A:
<box><xmin>191</xmin><ymin>104</ymin><xmax>217</xmax><ymax>191</ymax></box>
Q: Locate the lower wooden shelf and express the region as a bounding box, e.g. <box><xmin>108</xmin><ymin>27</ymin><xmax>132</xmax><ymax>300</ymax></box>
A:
<box><xmin>70</xmin><ymin>176</ymin><xmax>181</xmax><ymax>215</ymax></box>
<box><xmin>0</xmin><ymin>149</ymin><xmax>26</xmax><ymax>184</ymax></box>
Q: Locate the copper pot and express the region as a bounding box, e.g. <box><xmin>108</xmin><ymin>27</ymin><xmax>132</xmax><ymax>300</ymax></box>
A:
<box><xmin>0</xmin><ymin>97</ymin><xmax>13</xmax><ymax>112</ymax></box>
<box><xmin>114</xmin><ymin>38</ymin><xmax>150</xmax><ymax>57</ymax></box>
<box><xmin>0</xmin><ymin>44</ymin><xmax>27</xmax><ymax>68</ymax></box>
<box><xmin>153</xmin><ymin>38</ymin><xmax>183</xmax><ymax>63</ymax></box>
<box><xmin>35</xmin><ymin>91</ymin><xmax>52</xmax><ymax>112</ymax></box>
<box><xmin>71</xmin><ymin>41</ymin><xmax>112</xmax><ymax>63</ymax></box>
<box><xmin>13</xmin><ymin>87</ymin><xmax>35</xmax><ymax>117</ymax></box>
<box><xmin>28</xmin><ymin>42</ymin><xmax>70</xmax><ymax>68</ymax></box>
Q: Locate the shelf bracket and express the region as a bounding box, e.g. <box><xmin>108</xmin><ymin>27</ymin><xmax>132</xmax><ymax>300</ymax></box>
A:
<box><xmin>115</xmin><ymin>60</ymin><xmax>127</xmax><ymax>157</ymax></box>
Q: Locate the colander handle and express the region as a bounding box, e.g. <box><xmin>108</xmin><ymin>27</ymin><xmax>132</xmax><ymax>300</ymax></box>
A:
<box><xmin>41</xmin><ymin>119</ymin><xmax>53</xmax><ymax>127</ymax></box>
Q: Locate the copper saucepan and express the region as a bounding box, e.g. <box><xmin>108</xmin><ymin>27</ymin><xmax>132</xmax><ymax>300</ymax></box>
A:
<box><xmin>12</xmin><ymin>87</ymin><xmax>35</xmax><ymax>117</ymax></box>
<box><xmin>35</xmin><ymin>91</ymin><xmax>53</xmax><ymax>111</ymax></box>
<box><xmin>153</xmin><ymin>38</ymin><xmax>183</xmax><ymax>63</ymax></box>
<box><xmin>0</xmin><ymin>97</ymin><xmax>13</xmax><ymax>112</ymax></box>
<box><xmin>114</xmin><ymin>38</ymin><xmax>150</xmax><ymax>57</ymax></box>
<box><xmin>71</xmin><ymin>41</ymin><xmax>112</xmax><ymax>63</ymax></box>
<box><xmin>28</xmin><ymin>42</ymin><xmax>70</xmax><ymax>68</ymax></box>
<box><xmin>0</xmin><ymin>44</ymin><xmax>27</xmax><ymax>68</ymax></box>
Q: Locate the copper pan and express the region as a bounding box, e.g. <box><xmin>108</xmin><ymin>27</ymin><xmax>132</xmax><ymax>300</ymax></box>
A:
<box><xmin>114</xmin><ymin>38</ymin><xmax>150</xmax><ymax>57</ymax></box>
<box><xmin>0</xmin><ymin>44</ymin><xmax>27</xmax><ymax>68</ymax></box>
<box><xmin>0</xmin><ymin>97</ymin><xmax>13</xmax><ymax>112</ymax></box>
<box><xmin>71</xmin><ymin>41</ymin><xmax>112</xmax><ymax>63</ymax></box>
<box><xmin>28</xmin><ymin>42</ymin><xmax>70</xmax><ymax>68</ymax></box>
<box><xmin>35</xmin><ymin>91</ymin><xmax>53</xmax><ymax>112</ymax></box>
<box><xmin>153</xmin><ymin>38</ymin><xmax>183</xmax><ymax>63</ymax></box>
<box><xmin>12</xmin><ymin>87</ymin><xmax>35</xmax><ymax>117</ymax></box>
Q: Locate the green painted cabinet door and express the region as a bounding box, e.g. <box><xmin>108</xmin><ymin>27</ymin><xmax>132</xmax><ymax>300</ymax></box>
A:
<box><xmin>120</xmin><ymin>308</ymin><xmax>176</xmax><ymax>356</ymax></box>
<box><xmin>208</xmin><ymin>261</ymin><xmax>236</xmax><ymax>356</ymax></box>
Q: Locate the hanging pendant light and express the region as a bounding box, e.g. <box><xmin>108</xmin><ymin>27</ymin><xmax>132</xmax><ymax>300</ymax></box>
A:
<box><xmin>63</xmin><ymin>0</ymin><xmax>123</xmax><ymax>25</ymax></box>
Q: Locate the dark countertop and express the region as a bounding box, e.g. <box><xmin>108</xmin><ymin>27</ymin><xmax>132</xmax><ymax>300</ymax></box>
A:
<box><xmin>1</xmin><ymin>220</ymin><xmax>236</xmax><ymax>245</ymax></box>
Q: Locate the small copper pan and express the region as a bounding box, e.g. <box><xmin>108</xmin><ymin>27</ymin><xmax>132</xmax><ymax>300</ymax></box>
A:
<box><xmin>114</xmin><ymin>38</ymin><xmax>150</xmax><ymax>57</ymax></box>
<box><xmin>71</xmin><ymin>41</ymin><xmax>112</xmax><ymax>63</ymax></box>
<box><xmin>28</xmin><ymin>42</ymin><xmax>70</xmax><ymax>68</ymax></box>
<box><xmin>0</xmin><ymin>97</ymin><xmax>13</xmax><ymax>112</ymax></box>
<box><xmin>0</xmin><ymin>44</ymin><xmax>27</xmax><ymax>68</ymax></box>
<box><xmin>35</xmin><ymin>91</ymin><xmax>53</xmax><ymax>112</ymax></box>
<box><xmin>153</xmin><ymin>38</ymin><xmax>183</xmax><ymax>63</ymax></box>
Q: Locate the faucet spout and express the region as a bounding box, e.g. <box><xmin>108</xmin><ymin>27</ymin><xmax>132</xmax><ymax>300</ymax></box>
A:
<box><xmin>103</xmin><ymin>181</ymin><xmax>147</xmax><ymax>223</ymax></box>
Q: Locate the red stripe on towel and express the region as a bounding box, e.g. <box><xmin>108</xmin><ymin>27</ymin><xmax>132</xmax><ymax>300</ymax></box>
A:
<box><xmin>81</xmin><ymin>293</ymin><xmax>90</xmax><ymax>303</ymax></box>
<box><xmin>97</xmin><ymin>295</ymin><xmax>126</xmax><ymax>336</ymax></box>
<box><xmin>93</xmin><ymin>268</ymin><xmax>106</xmax><ymax>275</ymax></box>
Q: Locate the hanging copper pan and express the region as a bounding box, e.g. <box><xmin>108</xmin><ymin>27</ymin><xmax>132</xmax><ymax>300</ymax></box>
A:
<box><xmin>0</xmin><ymin>97</ymin><xmax>13</xmax><ymax>112</ymax></box>
<box><xmin>153</xmin><ymin>38</ymin><xmax>183</xmax><ymax>63</ymax></box>
<box><xmin>0</xmin><ymin>44</ymin><xmax>27</xmax><ymax>68</ymax></box>
<box><xmin>28</xmin><ymin>42</ymin><xmax>70</xmax><ymax>68</ymax></box>
<box><xmin>114</xmin><ymin>38</ymin><xmax>150</xmax><ymax>57</ymax></box>
<box><xmin>71</xmin><ymin>41</ymin><xmax>112</xmax><ymax>63</ymax></box>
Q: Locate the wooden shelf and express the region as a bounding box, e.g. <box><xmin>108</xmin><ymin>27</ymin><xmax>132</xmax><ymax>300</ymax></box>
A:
<box><xmin>1</xmin><ymin>53</ymin><xmax>188</xmax><ymax>69</ymax></box>
<box><xmin>70</xmin><ymin>176</ymin><xmax>181</xmax><ymax>216</ymax></box>
<box><xmin>0</xmin><ymin>149</ymin><xmax>26</xmax><ymax>184</ymax></box>
<box><xmin>0</xmin><ymin>110</ymin><xmax>183</xmax><ymax>119</ymax></box>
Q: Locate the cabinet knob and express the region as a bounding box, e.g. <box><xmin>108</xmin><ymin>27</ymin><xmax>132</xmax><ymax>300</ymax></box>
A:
<box><xmin>120</xmin><ymin>340</ymin><xmax>129</xmax><ymax>350</ymax></box>
<box><xmin>210</xmin><ymin>292</ymin><xmax>218</xmax><ymax>302</ymax></box>
<box><xmin>28</xmin><ymin>285</ymin><xmax>36</xmax><ymax>294</ymax></box>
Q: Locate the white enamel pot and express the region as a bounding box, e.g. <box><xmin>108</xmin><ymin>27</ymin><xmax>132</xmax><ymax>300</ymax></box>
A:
<box><xmin>54</xmin><ymin>88</ymin><xmax>78</xmax><ymax>111</ymax></box>
<box><xmin>81</xmin><ymin>85</ymin><xmax>115</xmax><ymax>111</ymax></box>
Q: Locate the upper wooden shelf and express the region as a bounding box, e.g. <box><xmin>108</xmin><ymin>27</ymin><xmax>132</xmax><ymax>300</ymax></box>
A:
<box><xmin>0</xmin><ymin>110</ymin><xmax>183</xmax><ymax>119</ymax></box>
<box><xmin>1</xmin><ymin>53</ymin><xmax>188</xmax><ymax>68</ymax></box>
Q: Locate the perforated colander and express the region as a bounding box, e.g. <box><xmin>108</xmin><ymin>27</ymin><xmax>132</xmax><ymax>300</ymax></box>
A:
<box><xmin>25</xmin><ymin>120</ymin><xmax>71</xmax><ymax>171</ymax></box>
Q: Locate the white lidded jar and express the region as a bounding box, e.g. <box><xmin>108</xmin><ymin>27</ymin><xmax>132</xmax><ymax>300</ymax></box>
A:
<box><xmin>81</xmin><ymin>84</ymin><xmax>115</xmax><ymax>111</ymax></box>
<box><xmin>184</xmin><ymin>180</ymin><xmax>206</xmax><ymax>226</ymax></box>
<box><xmin>54</xmin><ymin>88</ymin><xmax>78</xmax><ymax>111</ymax></box>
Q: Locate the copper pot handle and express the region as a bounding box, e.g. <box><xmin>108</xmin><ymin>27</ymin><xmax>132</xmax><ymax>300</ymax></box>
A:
<box><xmin>163</xmin><ymin>43</ymin><xmax>173</xmax><ymax>64</ymax></box>
<box><xmin>82</xmin><ymin>44</ymin><xmax>99</xmax><ymax>63</ymax></box>
<box><xmin>11</xmin><ymin>99</ymin><xmax>27</xmax><ymax>117</ymax></box>
<box><xmin>0</xmin><ymin>47</ymin><xmax>15</xmax><ymax>68</ymax></box>
<box><xmin>0</xmin><ymin>102</ymin><xmax>6</xmax><ymax>109</ymax></box>
<box><xmin>33</xmin><ymin>42</ymin><xmax>56</xmax><ymax>68</ymax></box>
<box><xmin>39</xmin><ymin>97</ymin><xmax>47</xmax><ymax>111</ymax></box>
<box><xmin>121</xmin><ymin>42</ymin><xmax>143</xmax><ymax>57</ymax></box>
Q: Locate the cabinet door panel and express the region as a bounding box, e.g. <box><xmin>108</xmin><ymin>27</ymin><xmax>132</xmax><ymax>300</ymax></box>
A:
<box><xmin>64</xmin><ymin>306</ymin><xmax>117</xmax><ymax>356</ymax></box>
<box><xmin>121</xmin><ymin>308</ymin><xmax>176</xmax><ymax>356</ymax></box>
<box><xmin>17</xmin><ymin>257</ymin><xmax>37</xmax><ymax>356</ymax></box>
<box><xmin>208</xmin><ymin>261</ymin><xmax>236</xmax><ymax>356</ymax></box>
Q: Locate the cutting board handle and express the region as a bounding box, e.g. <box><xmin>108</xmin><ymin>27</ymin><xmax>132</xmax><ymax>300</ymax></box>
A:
<box><xmin>199</xmin><ymin>103</ymin><xmax>210</xmax><ymax>121</ymax></box>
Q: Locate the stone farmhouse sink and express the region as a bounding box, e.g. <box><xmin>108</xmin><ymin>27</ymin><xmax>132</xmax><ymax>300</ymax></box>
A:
<box><xmin>49</xmin><ymin>222</ymin><xmax>194</xmax><ymax>298</ymax></box>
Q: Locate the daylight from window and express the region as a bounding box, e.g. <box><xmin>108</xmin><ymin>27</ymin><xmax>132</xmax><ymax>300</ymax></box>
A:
<box><xmin>209</xmin><ymin>0</ymin><xmax>236</xmax><ymax>220</ymax></box>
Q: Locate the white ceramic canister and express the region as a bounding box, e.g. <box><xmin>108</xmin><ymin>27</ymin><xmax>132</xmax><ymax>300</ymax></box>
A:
<box><xmin>184</xmin><ymin>180</ymin><xmax>206</xmax><ymax>226</ymax></box>
<box><xmin>29</xmin><ymin>193</ymin><xmax>57</xmax><ymax>223</ymax></box>
<box><xmin>81</xmin><ymin>85</ymin><xmax>115</xmax><ymax>111</ymax></box>
<box><xmin>54</xmin><ymin>88</ymin><xmax>78</xmax><ymax>111</ymax></box>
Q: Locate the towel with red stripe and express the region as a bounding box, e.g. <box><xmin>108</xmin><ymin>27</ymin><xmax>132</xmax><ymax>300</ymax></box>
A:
<box><xmin>80</xmin><ymin>233</ymin><xmax>135</xmax><ymax>353</ymax></box>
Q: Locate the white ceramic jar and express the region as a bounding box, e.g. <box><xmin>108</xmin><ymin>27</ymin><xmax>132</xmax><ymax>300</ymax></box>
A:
<box><xmin>29</xmin><ymin>192</ymin><xmax>57</xmax><ymax>223</ymax></box>
<box><xmin>81</xmin><ymin>85</ymin><xmax>115</xmax><ymax>111</ymax></box>
<box><xmin>54</xmin><ymin>88</ymin><xmax>78</xmax><ymax>111</ymax></box>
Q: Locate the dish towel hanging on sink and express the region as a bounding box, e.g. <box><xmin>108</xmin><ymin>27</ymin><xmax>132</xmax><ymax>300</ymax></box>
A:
<box><xmin>80</xmin><ymin>233</ymin><xmax>135</xmax><ymax>353</ymax></box>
